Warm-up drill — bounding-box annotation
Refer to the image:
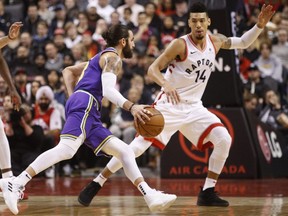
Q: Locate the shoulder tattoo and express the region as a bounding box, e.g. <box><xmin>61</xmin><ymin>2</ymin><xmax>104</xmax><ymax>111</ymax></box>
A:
<box><xmin>103</xmin><ymin>56</ymin><xmax>122</xmax><ymax>74</ymax></box>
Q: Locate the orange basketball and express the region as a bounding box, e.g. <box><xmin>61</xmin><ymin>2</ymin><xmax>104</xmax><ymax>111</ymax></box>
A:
<box><xmin>134</xmin><ymin>107</ymin><xmax>164</xmax><ymax>138</ymax></box>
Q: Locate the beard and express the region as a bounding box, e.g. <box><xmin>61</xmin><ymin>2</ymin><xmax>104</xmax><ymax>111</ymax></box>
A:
<box><xmin>39</xmin><ymin>103</ymin><xmax>50</xmax><ymax>111</ymax></box>
<box><xmin>123</xmin><ymin>43</ymin><xmax>133</xmax><ymax>58</ymax></box>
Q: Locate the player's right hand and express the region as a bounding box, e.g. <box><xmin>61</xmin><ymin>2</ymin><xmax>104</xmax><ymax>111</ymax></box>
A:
<box><xmin>130</xmin><ymin>104</ymin><xmax>151</xmax><ymax>125</ymax></box>
<box><xmin>163</xmin><ymin>82</ymin><xmax>180</xmax><ymax>104</ymax></box>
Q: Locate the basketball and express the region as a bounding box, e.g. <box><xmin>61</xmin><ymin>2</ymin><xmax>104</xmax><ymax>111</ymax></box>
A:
<box><xmin>134</xmin><ymin>107</ymin><xmax>164</xmax><ymax>138</ymax></box>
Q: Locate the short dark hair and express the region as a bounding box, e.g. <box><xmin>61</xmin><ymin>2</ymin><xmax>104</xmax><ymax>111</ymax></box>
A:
<box><xmin>189</xmin><ymin>2</ymin><xmax>208</xmax><ymax>14</ymax></box>
<box><xmin>102</xmin><ymin>24</ymin><xmax>130</xmax><ymax>47</ymax></box>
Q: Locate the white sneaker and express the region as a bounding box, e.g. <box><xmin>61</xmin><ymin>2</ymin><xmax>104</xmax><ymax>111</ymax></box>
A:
<box><xmin>144</xmin><ymin>190</ymin><xmax>177</xmax><ymax>212</ymax></box>
<box><xmin>0</xmin><ymin>178</ymin><xmax>24</xmax><ymax>215</ymax></box>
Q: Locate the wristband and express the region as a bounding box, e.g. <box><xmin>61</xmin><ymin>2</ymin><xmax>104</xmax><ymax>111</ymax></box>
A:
<box><xmin>129</xmin><ymin>103</ymin><xmax>135</xmax><ymax>112</ymax></box>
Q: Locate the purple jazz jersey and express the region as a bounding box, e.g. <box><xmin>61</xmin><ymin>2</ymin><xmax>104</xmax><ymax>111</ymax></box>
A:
<box><xmin>61</xmin><ymin>47</ymin><xmax>117</xmax><ymax>155</ymax></box>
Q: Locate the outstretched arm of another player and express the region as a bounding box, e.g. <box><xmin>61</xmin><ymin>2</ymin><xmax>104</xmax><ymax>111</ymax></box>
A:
<box><xmin>0</xmin><ymin>22</ymin><xmax>22</xmax><ymax>49</ymax></box>
<box><xmin>101</xmin><ymin>53</ymin><xmax>151</xmax><ymax>124</ymax></box>
<box><xmin>62</xmin><ymin>62</ymin><xmax>88</xmax><ymax>96</ymax></box>
<box><xmin>219</xmin><ymin>4</ymin><xmax>275</xmax><ymax>50</ymax></box>
<box><xmin>147</xmin><ymin>39</ymin><xmax>182</xmax><ymax>104</ymax></box>
<box><xmin>0</xmin><ymin>51</ymin><xmax>21</xmax><ymax>110</ymax></box>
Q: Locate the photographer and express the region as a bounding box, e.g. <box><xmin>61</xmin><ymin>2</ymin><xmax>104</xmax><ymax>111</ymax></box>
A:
<box><xmin>5</xmin><ymin>102</ymin><xmax>45</xmax><ymax>176</ymax></box>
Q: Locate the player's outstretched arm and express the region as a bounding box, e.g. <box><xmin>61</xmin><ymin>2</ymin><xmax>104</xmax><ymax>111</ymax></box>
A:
<box><xmin>0</xmin><ymin>51</ymin><xmax>21</xmax><ymax>110</ymax></box>
<box><xmin>62</xmin><ymin>62</ymin><xmax>87</xmax><ymax>96</ymax></box>
<box><xmin>219</xmin><ymin>4</ymin><xmax>275</xmax><ymax>50</ymax></box>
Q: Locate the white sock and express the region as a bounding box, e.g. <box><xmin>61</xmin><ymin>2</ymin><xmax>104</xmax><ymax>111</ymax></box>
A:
<box><xmin>93</xmin><ymin>173</ymin><xmax>107</xmax><ymax>187</ymax></box>
<box><xmin>2</xmin><ymin>170</ymin><xmax>13</xmax><ymax>178</ymax></box>
<box><xmin>14</xmin><ymin>171</ymin><xmax>32</xmax><ymax>186</ymax></box>
<box><xmin>137</xmin><ymin>182</ymin><xmax>153</xmax><ymax>196</ymax></box>
<box><xmin>203</xmin><ymin>177</ymin><xmax>217</xmax><ymax>191</ymax></box>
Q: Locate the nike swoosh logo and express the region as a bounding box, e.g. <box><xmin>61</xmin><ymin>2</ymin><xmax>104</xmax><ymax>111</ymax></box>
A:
<box><xmin>190</xmin><ymin>51</ymin><xmax>197</xmax><ymax>54</ymax></box>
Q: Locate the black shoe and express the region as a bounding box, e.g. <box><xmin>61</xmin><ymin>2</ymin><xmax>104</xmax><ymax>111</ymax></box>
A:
<box><xmin>78</xmin><ymin>181</ymin><xmax>102</xmax><ymax>206</ymax></box>
<box><xmin>197</xmin><ymin>187</ymin><xmax>229</xmax><ymax>207</ymax></box>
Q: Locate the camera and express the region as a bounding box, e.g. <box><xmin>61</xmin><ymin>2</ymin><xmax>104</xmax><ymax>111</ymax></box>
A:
<box><xmin>9</xmin><ymin>108</ymin><xmax>26</xmax><ymax>123</ymax></box>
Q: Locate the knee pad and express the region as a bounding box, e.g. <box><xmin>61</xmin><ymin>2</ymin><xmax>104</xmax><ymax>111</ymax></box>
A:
<box><xmin>58</xmin><ymin>135</ymin><xmax>84</xmax><ymax>159</ymax></box>
<box><xmin>208</xmin><ymin>127</ymin><xmax>231</xmax><ymax>160</ymax></box>
<box><xmin>130</xmin><ymin>136</ymin><xmax>152</xmax><ymax>157</ymax></box>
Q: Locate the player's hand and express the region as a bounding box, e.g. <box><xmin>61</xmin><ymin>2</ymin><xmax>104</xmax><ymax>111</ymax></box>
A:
<box><xmin>8</xmin><ymin>22</ymin><xmax>23</xmax><ymax>40</ymax></box>
<box><xmin>257</xmin><ymin>4</ymin><xmax>275</xmax><ymax>29</ymax></box>
<box><xmin>10</xmin><ymin>89</ymin><xmax>22</xmax><ymax>111</ymax></box>
<box><xmin>130</xmin><ymin>104</ymin><xmax>151</xmax><ymax>125</ymax></box>
<box><xmin>163</xmin><ymin>82</ymin><xmax>180</xmax><ymax>104</ymax></box>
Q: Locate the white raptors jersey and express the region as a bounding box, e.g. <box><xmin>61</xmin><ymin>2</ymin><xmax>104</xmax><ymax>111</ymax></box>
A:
<box><xmin>163</xmin><ymin>34</ymin><xmax>216</xmax><ymax>103</ymax></box>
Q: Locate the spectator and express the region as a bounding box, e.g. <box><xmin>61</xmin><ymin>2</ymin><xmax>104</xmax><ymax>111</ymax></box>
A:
<box><xmin>259</xmin><ymin>89</ymin><xmax>288</xmax><ymax>131</ymax></box>
<box><xmin>172</xmin><ymin>0</ymin><xmax>188</xmax><ymax>37</ymax></box>
<box><xmin>243</xmin><ymin>91</ymin><xmax>260</xmax><ymax>115</ymax></box>
<box><xmin>122</xmin><ymin>7</ymin><xmax>136</xmax><ymax>30</ymax></box>
<box><xmin>49</xmin><ymin>3</ymin><xmax>72</xmax><ymax>37</ymax></box>
<box><xmin>5</xmin><ymin>103</ymin><xmax>45</xmax><ymax>176</ymax></box>
<box><xmin>32</xmin><ymin>85</ymin><xmax>62</xmax><ymax>145</ymax></box>
<box><xmin>86</xmin><ymin>2</ymin><xmax>102</xmax><ymax>32</ymax></box>
<box><xmin>37</xmin><ymin>0</ymin><xmax>55</xmax><ymax>25</ymax></box>
<box><xmin>255</xmin><ymin>41</ymin><xmax>283</xmax><ymax>83</ymax></box>
<box><xmin>0</xmin><ymin>1</ymin><xmax>12</xmax><ymax>34</ymax></box>
<box><xmin>272</xmin><ymin>28</ymin><xmax>288</xmax><ymax>69</ymax></box>
<box><xmin>53</xmin><ymin>28</ymin><xmax>70</xmax><ymax>56</ymax></box>
<box><xmin>95</xmin><ymin>0</ymin><xmax>115</xmax><ymax>24</ymax></box>
<box><xmin>64</xmin><ymin>22</ymin><xmax>82</xmax><ymax>49</ymax></box>
<box><xmin>117</xmin><ymin>0</ymin><xmax>144</xmax><ymax>26</ymax></box>
<box><xmin>92</xmin><ymin>18</ymin><xmax>108</xmax><ymax>50</ymax></box>
<box><xmin>31</xmin><ymin>20</ymin><xmax>51</xmax><ymax>55</ymax></box>
<box><xmin>82</xmin><ymin>30</ymin><xmax>101</xmax><ymax>59</ymax></box>
<box><xmin>156</xmin><ymin>0</ymin><xmax>176</xmax><ymax>19</ymax></box>
<box><xmin>144</xmin><ymin>2</ymin><xmax>162</xmax><ymax>31</ymax></box>
<box><xmin>161</xmin><ymin>16</ymin><xmax>177</xmax><ymax>50</ymax></box>
<box><xmin>75</xmin><ymin>12</ymin><xmax>93</xmax><ymax>35</ymax></box>
<box><xmin>12</xmin><ymin>67</ymin><xmax>30</xmax><ymax>103</ymax></box>
<box><xmin>23</xmin><ymin>4</ymin><xmax>43</xmax><ymax>36</ymax></box>
<box><xmin>27</xmin><ymin>80</ymin><xmax>41</xmax><ymax>107</ymax></box>
<box><xmin>0</xmin><ymin>76</ymin><xmax>9</xmax><ymax>116</ymax></box>
<box><xmin>110</xmin><ymin>11</ymin><xmax>121</xmax><ymax>26</ymax></box>
<box><xmin>44</xmin><ymin>42</ymin><xmax>64</xmax><ymax>71</ymax></box>
<box><xmin>64</xmin><ymin>0</ymin><xmax>79</xmax><ymax>21</ymax></box>
<box><xmin>33</xmin><ymin>52</ymin><xmax>49</xmax><ymax>77</ymax></box>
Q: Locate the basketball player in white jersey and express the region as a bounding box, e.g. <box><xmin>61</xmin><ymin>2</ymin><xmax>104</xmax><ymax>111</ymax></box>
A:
<box><xmin>0</xmin><ymin>22</ymin><xmax>22</xmax><ymax>180</ymax></box>
<box><xmin>76</xmin><ymin>2</ymin><xmax>275</xmax><ymax>207</ymax></box>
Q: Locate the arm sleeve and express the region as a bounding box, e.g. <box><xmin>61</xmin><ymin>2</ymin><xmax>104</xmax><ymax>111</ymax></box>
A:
<box><xmin>230</xmin><ymin>25</ymin><xmax>263</xmax><ymax>49</ymax></box>
<box><xmin>102</xmin><ymin>72</ymin><xmax>127</xmax><ymax>108</ymax></box>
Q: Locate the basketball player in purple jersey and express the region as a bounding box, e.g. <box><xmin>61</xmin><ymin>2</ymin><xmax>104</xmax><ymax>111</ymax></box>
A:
<box><xmin>77</xmin><ymin>2</ymin><xmax>275</xmax><ymax>208</ymax></box>
<box><xmin>0</xmin><ymin>24</ymin><xmax>176</xmax><ymax>215</ymax></box>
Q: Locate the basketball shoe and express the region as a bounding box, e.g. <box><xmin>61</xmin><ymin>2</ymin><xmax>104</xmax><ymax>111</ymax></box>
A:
<box><xmin>0</xmin><ymin>177</ymin><xmax>24</xmax><ymax>215</ymax></box>
<box><xmin>197</xmin><ymin>187</ymin><xmax>229</xmax><ymax>207</ymax></box>
<box><xmin>78</xmin><ymin>181</ymin><xmax>102</xmax><ymax>206</ymax></box>
<box><xmin>144</xmin><ymin>190</ymin><xmax>177</xmax><ymax>212</ymax></box>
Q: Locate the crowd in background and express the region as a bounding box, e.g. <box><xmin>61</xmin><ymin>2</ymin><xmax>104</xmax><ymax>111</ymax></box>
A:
<box><xmin>0</xmin><ymin>0</ymin><xmax>287</xmax><ymax>178</ymax></box>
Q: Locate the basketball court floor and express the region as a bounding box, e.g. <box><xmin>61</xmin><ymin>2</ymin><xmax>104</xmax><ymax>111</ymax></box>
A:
<box><xmin>1</xmin><ymin>172</ymin><xmax>287</xmax><ymax>216</ymax></box>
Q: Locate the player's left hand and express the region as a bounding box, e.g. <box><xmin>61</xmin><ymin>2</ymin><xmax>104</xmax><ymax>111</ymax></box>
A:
<box><xmin>10</xmin><ymin>89</ymin><xmax>22</xmax><ymax>111</ymax></box>
<box><xmin>257</xmin><ymin>4</ymin><xmax>275</xmax><ymax>29</ymax></box>
<box><xmin>8</xmin><ymin>22</ymin><xmax>23</xmax><ymax>40</ymax></box>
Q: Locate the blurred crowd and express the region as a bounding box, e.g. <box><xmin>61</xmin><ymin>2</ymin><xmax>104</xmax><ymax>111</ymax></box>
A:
<box><xmin>0</xmin><ymin>0</ymin><xmax>288</xmax><ymax>177</ymax></box>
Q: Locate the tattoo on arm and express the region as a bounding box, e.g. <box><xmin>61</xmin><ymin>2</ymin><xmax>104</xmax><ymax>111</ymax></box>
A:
<box><xmin>103</xmin><ymin>56</ymin><xmax>122</xmax><ymax>75</ymax></box>
<box><xmin>216</xmin><ymin>33</ymin><xmax>231</xmax><ymax>49</ymax></box>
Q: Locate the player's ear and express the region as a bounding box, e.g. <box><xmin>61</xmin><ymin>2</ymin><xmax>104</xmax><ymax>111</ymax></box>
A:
<box><xmin>207</xmin><ymin>17</ymin><xmax>211</xmax><ymax>26</ymax></box>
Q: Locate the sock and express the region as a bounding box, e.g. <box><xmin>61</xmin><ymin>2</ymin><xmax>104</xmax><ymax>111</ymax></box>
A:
<box><xmin>93</xmin><ymin>173</ymin><xmax>107</xmax><ymax>187</ymax></box>
<box><xmin>14</xmin><ymin>171</ymin><xmax>32</xmax><ymax>186</ymax></box>
<box><xmin>2</xmin><ymin>170</ymin><xmax>13</xmax><ymax>178</ymax></box>
<box><xmin>203</xmin><ymin>177</ymin><xmax>217</xmax><ymax>191</ymax></box>
<box><xmin>137</xmin><ymin>182</ymin><xmax>153</xmax><ymax>196</ymax></box>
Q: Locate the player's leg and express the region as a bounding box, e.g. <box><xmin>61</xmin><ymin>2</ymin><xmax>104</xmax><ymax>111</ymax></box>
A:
<box><xmin>0</xmin><ymin>119</ymin><xmax>13</xmax><ymax>178</ymax></box>
<box><xmin>78</xmin><ymin>136</ymin><xmax>152</xmax><ymax>206</ymax></box>
<box><xmin>181</xmin><ymin>120</ymin><xmax>231</xmax><ymax>207</ymax></box>
<box><xmin>0</xmin><ymin>136</ymin><xmax>84</xmax><ymax>215</ymax></box>
<box><xmin>101</xmin><ymin>137</ymin><xmax>176</xmax><ymax>212</ymax></box>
